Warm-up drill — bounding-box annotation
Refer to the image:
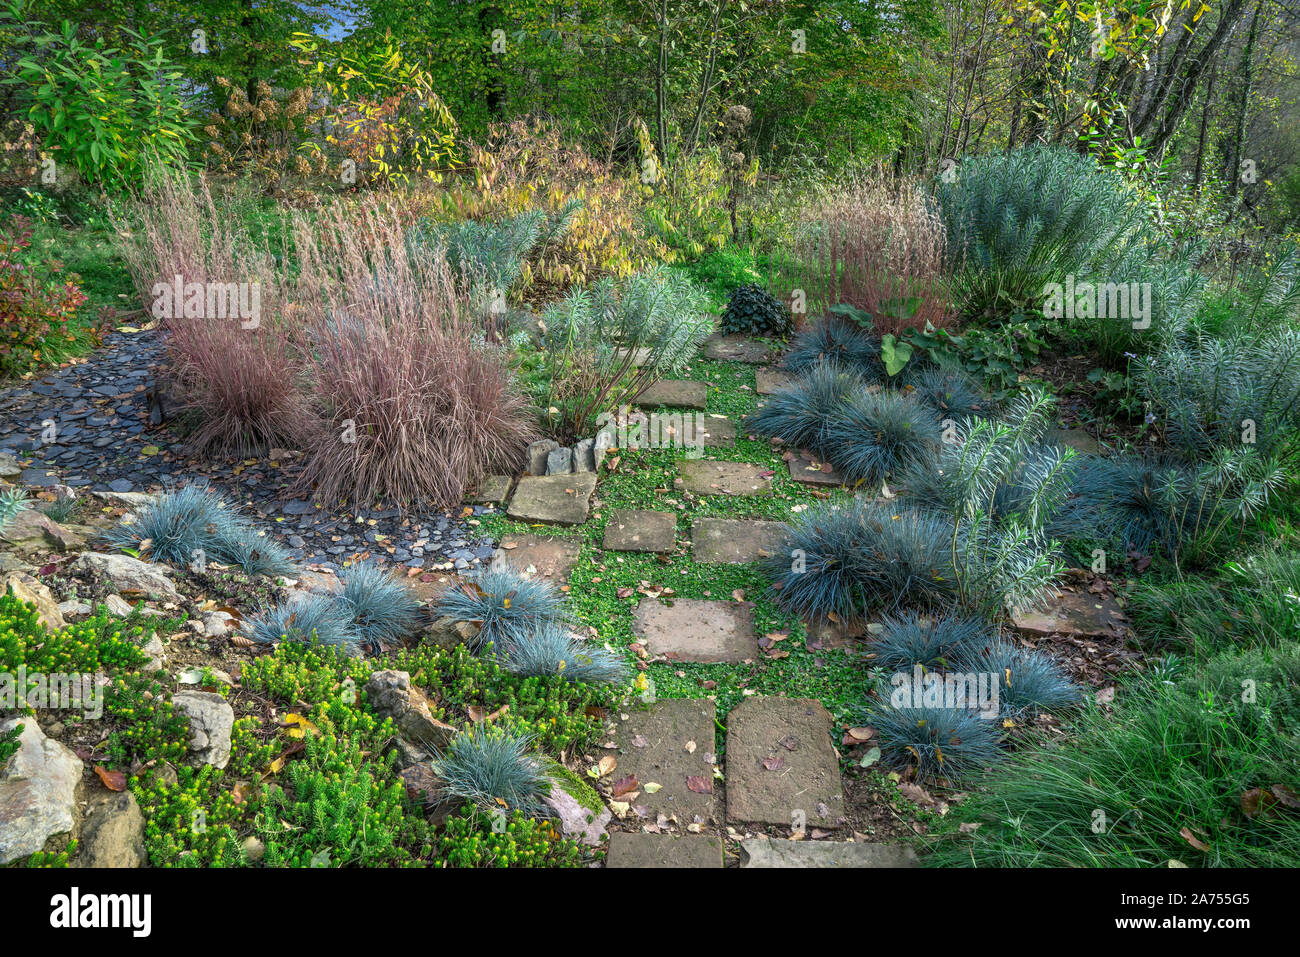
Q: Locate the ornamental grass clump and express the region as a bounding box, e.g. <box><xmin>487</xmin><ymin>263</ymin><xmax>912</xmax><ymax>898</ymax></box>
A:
<box><xmin>430</xmin><ymin>725</ymin><xmax>552</xmax><ymax>819</ymax></box>
<box><xmin>292</xmin><ymin>200</ymin><xmax>536</xmax><ymax>510</ymax></box>
<box><xmin>901</xmin><ymin>364</ymin><xmax>989</xmax><ymax>422</ymax></box>
<box><xmin>822</xmin><ymin>388</ymin><xmax>942</xmax><ymax>486</ymax></box>
<box><xmin>765</xmin><ymin>499</ymin><xmax>958</xmax><ymax>625</ymax></box>
<box><xmin>954</xmin><ymin>640</ymin><xmax>1081</xmax><ymax>719</ymax></box>
<box><xmin>497</xmin><ymin>623</ymin><xmax>628</xmax><ymax>685</ymax></box>
<box><xmin>104</xmin><ymin>485</ymin><xmax>295</xmax><ymax>577</ymax></box>
<box><xmin>871</xmin><ymin>612</ymin><xmax>992</xmax><ymax>672</ymax></box>
<box><xmin>246</xmin><ymin>562</ymin><xmax>422</xmax><ymax>655</ymax></box>
<box><xmin>742</xmin><ymin>361</ymin><xmax>863</xmax><ymax>454</ymax></box>
<box><xmin>782</xmin><ymin>317</ymin><xmax>882</xmax><ymax>378</ymax></box>
<box><xmin>434</xmin><ymin>569</ymin><xmax>569</xmax><ymax>652</ymax></box>
<box><xmin>870</xmin><ymin>703</ymin><xmax>1003</xmax><ymax>781</ymax></box>
<box><xmin>336</xmin><ymin>561</ymin><xmax>424</xmax><ymax>649</ymax></box>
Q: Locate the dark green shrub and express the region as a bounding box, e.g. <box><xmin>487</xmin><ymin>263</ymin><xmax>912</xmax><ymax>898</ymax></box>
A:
<box><xmin>720</xmin><ymin>282</ymin><xmax>790</xmax><ymax>336</ymax></box>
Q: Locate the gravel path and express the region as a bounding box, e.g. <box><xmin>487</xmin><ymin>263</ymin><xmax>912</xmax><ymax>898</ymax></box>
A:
<box><xmin>0</xmin><ymin>329</ymin><xmax>497</xmax><ymax>574</ymax></box>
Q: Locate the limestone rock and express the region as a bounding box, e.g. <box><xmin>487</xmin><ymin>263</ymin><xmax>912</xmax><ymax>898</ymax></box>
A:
<box><xmin>78</xmin><ymin>791</ymin><xmax>146</xmax><ymax>868</ymax></box>
<box><xmin>363</xmin><ymin>670</ymin><xmax>458</xmax><ymax>751</ymax></box>
<box><xmin>171</xmin><ymin>691</ymin><xmax>235</xmax><ymax>769</ymax></box>
<box><xmin>73</xmin><ymin>552</ymin><xmax>180</xmax><ymax>601</ymax></box>
<box><xmin>1</xmin><ymin>572</ymin><xmax>65</xmax><ymax>631</ymax></box>
<box><xmin>0</xmin><ymin>718</ymin><xmax>83</xmax><ymax>865</ymax></box>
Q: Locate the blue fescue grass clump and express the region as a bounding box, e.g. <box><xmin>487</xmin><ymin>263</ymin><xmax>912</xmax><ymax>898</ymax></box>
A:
<box><xmin>765</xmin><ymin>500</ymin><xmax>957</xmax><ymax>623</ymax></box>
<box><xmin>104</xmin><ymin>485</ymin><xmax>295</xmax><ymax>577</ymax></box>
<box><xmin>955</xmin><ymin>640</ymin><xmax>1081</xmax><ymax>718</ymax></box>
<box><xmin>430</xmin><ymin>725</ymin><xmax>552</xmax><ymax>818</ymax></box>
<box><xmin>742</xmin><ymin>362</ymin><xmax>862</xmax><ymax>453</ymax></box>
<box><xmin>902</xmin><ymin>364</ymin><xmax>990</xmax><ymax>421</ymax></box>
<box><xmin>246</xmin><ymin>563</ymin><xmax>422</xmax><ymax>655</ymax></box>
<box><xmin>823</xmin><ymin>389</ymin><xmax>941</xmax><ymax>486</ymax></box>
<box><xmin>782</xmin><ymin>318</ymin><xmax>883</xmax><ymax>378</ymax></box>
<box><xmin>870</xmin><ymin>704</ymin><xmax>1003</xmax><ymax>781</ymax></box>
<box><xmin>337</xmin><ymin>561</ymin><xmax>423</xmax><ymax>648</ymax></box>
<box><xmin>498</xmin><ymin>623</ymin><xmax>628</xmax><ymax>685</ymax></box>
<box><xmin>435</xmin><ymin>568</ymin><xmax>568</xmax><ymax>651</ymax></box>
<box><xmin>246</xmin><ymin>593</ymin><xmax>356</xmax><ymax>650</ymax></box>
<box><xmin>872</xmin><ymin>612</ymin><xmax>993</xmax><ymax>671</ymax></box>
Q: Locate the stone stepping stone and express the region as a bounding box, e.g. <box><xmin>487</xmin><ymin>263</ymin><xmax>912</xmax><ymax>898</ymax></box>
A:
<box><xmin>695</xmin><ymin>416</ymin><xmax>735</xmax><ymax>449</ymax></box>
<box><xmin>603</xmin><ymin>509</ymin><xmax>676</xmax><ymax>553</ymax></box>
<box><xmin>676</xmin><ymin>460</ymin><xmax>773</xmax><ymax>497</ymax></box>
<box><xmin>489</xmin><ymin>534</ymin><xmax>583</xmax><ymax>581</ymax></box>
<box><xmin>704</xmin><ymin>334</ymin><xmax>776</xmax><ymax>364</ymax></box>
<box><xmin>725</xmin><ymin>697</ymin><xmax>846</xmax><ymax>828</ymax></box>
<box><xmin>740</xmin><ymin>838</ymin><xmax>918</xmax><ymax>868</ymax></box>
<box><xmin>1012</xmin><ymin>576</ymin><xmax>1126</xmax><ymax>638</ymax></box>
<box><xmin>466</xmin><ymin>474</ymin><xmax>515</xmax><ymax>505</ymax></box>
<box><xmin>606</xmin><ymin>832</ymin><xmax>724</xmax><ymax>868</ymax></box>
<box><xmin>691</xmin><ymin>517</ymin><xmax>788</xmax><ymax>564</ymax></box>
<box><xmin>755</xmin><ymin>367</ymin><xmax>794</xmax><ymax>395</ymax></box>
<box><xmin>804</xmin><ymin>617</ymin><xmax>879</xmax><ymax>651</ymax></box>
<box><xmin>633</xmin><ymin>597</ymin><xmax>758</xmax><ymax>663</ymax></box>
<box><xmin>787</xmin><ymin>452</ymin><xmax>844</xmax><ymax>487</ymax></box>
<box><xmin>506</xmin><ymin>472</ymin><xmax>597</xmax><ymax>526</ymax></box>
<box><xmin>636</xmin><ymin>380</ymin><xmax>707</xmax><ymax>410</ymax></box>
<box><xmin>601</xmin><ymin>698</ymin><xmax>719</xmax><ymax>823</ymax></box>
<box><xmin>1058</xmin><ymin>428</ymin><xmax>1100</xmax><ymax>455</ymax></box>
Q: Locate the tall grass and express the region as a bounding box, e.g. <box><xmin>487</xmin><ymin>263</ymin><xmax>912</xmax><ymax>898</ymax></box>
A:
<box><xmin>112</xmin><ymin>165</ymin><xmax>311</xmax><ymax>455</ymax></box>
<box><xmin>290</xmin><ymin>200</ymin><xmax>534</xmax><ymax>509</ymax></box>
<box><xmin>796</xmin><ymin>172</ymin><xmax>953</xmax><ymax>335</ymax></box>
<box><xmin>928</xmin><ymin>644</ymin><xmax>1300</xmax><ymax>867</ymax></box>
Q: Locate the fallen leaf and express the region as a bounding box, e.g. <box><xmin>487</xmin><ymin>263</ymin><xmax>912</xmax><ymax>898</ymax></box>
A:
<box><xmin>686</xmin><ymin>775</ymin><xmax>713</xmax><ymax>794</ymax></box>
<box><xmin>611</xmin><ymin>774</ymin><xmax>639</xmax><ymax>797</ymax></box>
<box><xmin>762</xmin><ymin>755</ymin><xmax>785</xmax><ymax>771</ymax></box>
<box><xmin>93</xmin><ymin>765</ymin><xmax>127</xmax><ymax>791</ymax></box>
<box><xmin>1179</xmin><ymin>826</ymin><xmax>1211</xmax><ymax>852</ymax></box>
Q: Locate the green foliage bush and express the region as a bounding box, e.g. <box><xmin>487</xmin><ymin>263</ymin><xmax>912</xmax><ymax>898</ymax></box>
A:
<box><xmin>2</xmin><ymin>12</ymin><xmax>195</xmax><ymax>190</ymax></box>
<box><xmin>538</xmin><ymin>267</ymin><xmax>711</xmax><ymax>440</ymax></box>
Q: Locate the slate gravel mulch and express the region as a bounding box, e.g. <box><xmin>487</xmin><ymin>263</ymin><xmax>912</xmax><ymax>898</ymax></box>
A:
<box><xmin>0</xmin><ymin>329</ymin><xmax>497</xmax><ymax>574</ymax></box>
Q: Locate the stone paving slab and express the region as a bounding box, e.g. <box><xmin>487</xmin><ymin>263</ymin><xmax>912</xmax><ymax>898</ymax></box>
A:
<box><xmin>606</xmin><ymin>832</ymin><xmax>724</xmax><ymax>868</ymax></box>
<box><xmin>726</xmin><ymin>697</ymin><xmax>846</xmax><ymax>828</ymax></box>
<box><xmin>506</xmin><ymin>472</ymin><xmax>597</xmax><ymax>525</ymax></box>
<box><xmin>601</xmin><ymin>698</ymin><xmax>719</xmax><ymax>823</ymax></box>
<box><xmin>489</xmin><ymin>534</ymin><xmax>583</xmax><ymax>581</ymax></box>
<box><xmin>466</xmin><ymin>474</ymin><xmax>515</xmax><ymax>505</ymax></box>
<box><xmin>804</xmin><ymin>617</ymin><xmax>879</xmax><ymax>651</ymax></box>
<box><xmin>691</xmin><ymin>517</ymin><xmax>788</xmax><ymax>564</ymax></box>
<box><xmin>676</xmin><ymin>460</ymin><xmax>773</xmax><ymax>497</ymax></box>
<box><xmin>787</xmin><ymin>452</ymin><xmax>845</xmax><ymax>486</ymax></box>
<box><xmin>704</xmin><ymin>334</ymin><xmax>776</xmax><ymax>364</ymax></box>
<box><xmin>636</xmin><ymin>380</ymin><xmax>707</xmax><ymax>410</ymax></box>
<box><xmin>633</xmin><ymin>598</ymin><xmax>758</xmax><ymax>663</ymax></box>
<box><xmin>603</xmin><ymin>509</ymin><xmax>676</xmax><ymax>553</ymax></box>
<box><xmin>755</xmin><ymin>367</ymin><xmax>794</xmax><ymax>395</ymax></box>
<box><xmin>1057</xmin><ymin>428</ymin><xmax>1100</xmax><ymax>455</ymax></box>
<box><xmin>1012</xmin><ymin>580</ymin><xmax>1126</xmax><ymax>638</ymax></box>
<box><xmin>695</xmin><ymin>416</ymin><xmax>735</xmax><ymax>448</ymax></box>
<box><xmin>740</xmin><ymin>838</ymin><xmax>918</xmax><ymax>868</ymax></box>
